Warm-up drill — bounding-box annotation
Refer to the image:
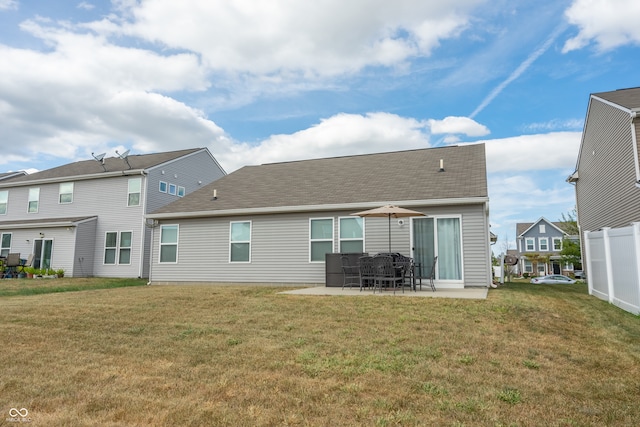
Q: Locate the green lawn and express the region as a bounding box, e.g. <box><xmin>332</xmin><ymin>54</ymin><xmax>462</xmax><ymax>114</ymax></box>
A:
<box><xmin>0</xmin><ymin>279</ymin><xmax>638</xmax><ymax>426</ymax></box>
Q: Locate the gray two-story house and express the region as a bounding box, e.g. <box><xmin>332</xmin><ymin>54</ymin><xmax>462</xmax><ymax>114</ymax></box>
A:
<box><xmin>0</xmin><ymin>148</ymin><xmax>225</xmax><ymax>278</ymax></box>
<box><xmin>516</xmin><ymin>217</ymin><xmax>575</xmax><ymax>276</ymax></box>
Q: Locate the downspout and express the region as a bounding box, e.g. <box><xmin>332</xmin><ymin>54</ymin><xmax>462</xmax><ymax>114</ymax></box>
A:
<box><xmin>137</xmin><ymin>170</ymin><xmax>147</xmax><ymax>279</ymax></box>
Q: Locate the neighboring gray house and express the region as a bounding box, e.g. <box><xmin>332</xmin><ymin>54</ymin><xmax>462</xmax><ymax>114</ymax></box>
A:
<box><xmin>515</xmin><ymin>217</ymin><xmax>575</xmax><ymax>276</ymax></box>
<box><xmin>568</xmin><ymin>87</ymin><xmax>640</xmax><ymax>232</ymax></box>
<box><xmin>0</xmin><ymin>148</ymin><xmax>225</xmax><ymax>277</ymax></box>
<box><xmin>147</xmin><ymin>144</ymin><xmax>492</xmax><ymax>289</ymax></box>
<box><xmin>567</xmin><ymin>87</ymin><xmax>640</xmax><ymax>313</ymax></box>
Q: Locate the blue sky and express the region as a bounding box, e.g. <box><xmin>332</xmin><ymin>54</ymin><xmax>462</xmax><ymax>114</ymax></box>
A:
<box><xmin>1</xmin><ymin>0</ymin><xmax>640</xmax><ymax>251</ymax></box>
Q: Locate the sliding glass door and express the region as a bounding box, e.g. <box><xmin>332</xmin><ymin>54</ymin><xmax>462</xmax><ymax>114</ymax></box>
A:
<box><xmin>33</xmin><ymin>239</ymin><xmax>53</xmax><ymax>270</ymax></box>
<box><xmin>412</xmin><ymin>217</ymin><xmax>462</xmax><ymax>281</ymax></box>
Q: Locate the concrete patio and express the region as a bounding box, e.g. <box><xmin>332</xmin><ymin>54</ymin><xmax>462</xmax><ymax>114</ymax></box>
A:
<box><xmin>280</xmin><ymin>286</ymin><xmax>489</xmax><ymax>299</ymax></box>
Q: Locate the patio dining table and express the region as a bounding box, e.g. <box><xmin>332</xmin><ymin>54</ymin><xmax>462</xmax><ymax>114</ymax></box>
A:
<box><xmin>373</xmin><ymin>253</ymin><xmax>423</xmax><ymax>291</ymax></box>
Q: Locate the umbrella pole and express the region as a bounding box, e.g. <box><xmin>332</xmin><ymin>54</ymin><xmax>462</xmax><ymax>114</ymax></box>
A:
<box><xmin>388</xmin><ymin>215</ymin><xmax>391</xmax><ymax>252</ymax></box>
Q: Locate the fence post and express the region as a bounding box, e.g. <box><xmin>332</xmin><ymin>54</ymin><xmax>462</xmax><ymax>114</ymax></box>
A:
<box><xmin>583</xmin><ymin>230</ymin><xmax>593</xmax><ymax>295</ymax></box>
<box><xmin>602</xmin><ymin>227</ymin><xmax>615</xmax><ymax>303</ymax></box>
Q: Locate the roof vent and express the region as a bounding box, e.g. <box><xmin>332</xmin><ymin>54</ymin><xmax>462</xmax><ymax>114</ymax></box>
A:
<box><xmin>439</xmin><ymin>159</ymin><xmax>445</xmax><ymax>172</ymax></box>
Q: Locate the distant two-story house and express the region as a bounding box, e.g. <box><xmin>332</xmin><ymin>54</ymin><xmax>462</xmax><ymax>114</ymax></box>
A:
<box><xmin>515</xmin><ymin>217</ymin><xmax>576</xmax><ymax>276</ymax></box>
<box><xmin>0</xmin><ymin>148</ymin><xmax>225</xmax><ymax>277</ymax></box>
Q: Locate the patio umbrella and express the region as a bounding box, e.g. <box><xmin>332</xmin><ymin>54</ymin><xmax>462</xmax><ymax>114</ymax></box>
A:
<box><xmin>351</xmin><ymin>204</ymin><xmax>425</xmax><ymax>253</ymax></box>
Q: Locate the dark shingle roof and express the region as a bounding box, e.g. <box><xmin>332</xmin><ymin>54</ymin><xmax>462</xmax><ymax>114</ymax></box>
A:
<box><xmin>5</xmin><ymin>148</ymin><xmax>203</xmax><ymax>184</ymax></box>
<box><xmin>151</xmin><ymin>144</ymin><xmax>487</xmax><ymax>216</ymax></box>
<box><xmin>593</xmin><ymin>87</ymin><xmax>640</xmax><ymax>110</ymax></box>
<box><xmin>0</xmin><ymin>171</ymin><xmax>27</xmax><ymax>182</ymax></box>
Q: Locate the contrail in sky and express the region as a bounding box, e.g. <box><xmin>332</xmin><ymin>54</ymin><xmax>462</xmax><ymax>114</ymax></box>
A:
<box><xmin>470</xmin><ymin>23</ymin><xmax>568</xmax><ymax>119</ymax></box>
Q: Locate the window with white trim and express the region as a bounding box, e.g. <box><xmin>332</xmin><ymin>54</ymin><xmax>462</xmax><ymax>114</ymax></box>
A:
<box><xmin>104</xmin><ymin>231</ymin><xmax>132</xmax><ymax>265</ymax></box>
<box><xmin>159</xmin><ymin>225</ymin><xmax>178</xmax><ymax>263</ymax></box>
<box><xmin>552</xmin><ymin>237</ymin><xmax>562</xmax><ymax>251</ymax></box>
<box><xmin>159</xmin><ymin>181</ymin><xmax>167</xmax><ymax>193</ymax></box>
<box><xmin>524</xmin><ymin>260</ymin><xmax>533</xmax><ymax>273</ymax></box>
<box><xmin>28</xmin><ymin>187</ymin><xmax>39</xmax><ymax>213</ymax></box>
<box><xmin>168</xmin><ymin>183</ymin><xmax>177</xmax><ymax>196</ymax></box>
<box><xmin>177</xmin><ymin>186</ymin><xmax>185</xmax><ymax>197</ymax></box>
<box><xmin>59</xmin><ymin>182</ymin><xmax>73</xmax><ymax>204</ymax></box>
<box><xmin>310</xmin><ymin>218</ymin><xmax>334</xmax><ymax>262</ymax></box>
<box><xmin>0</xmin><ymin>190</ymin><xmax>8</xmax><ymax>215</ymax></box>
<box><xmin>128</xmin><ymin>178</ymin><xmax>141</xmax><ymax>207</ymax></box>
<box><xmin>339</xmin><ymin>217</ymin><xmax>364</xmax><ymax>253</ymax></box>
<box><xmin>525</xmin><ymin>237</ymin><xmax>535</xmax><ymax>251</ymax></box>
<box><xmin>0</xmin><ymin>233</ymin><xmax>11</xmax><ymax>257</ymax></box>
<box><xmin>230</xmin><ymin>221</ymin><xmax>251</xmax><ymax>262</ymax></box>
<box><xmin>539</xmin><ymin>237</ymin><xmax>549</xmax><ymax>251</ymax></box>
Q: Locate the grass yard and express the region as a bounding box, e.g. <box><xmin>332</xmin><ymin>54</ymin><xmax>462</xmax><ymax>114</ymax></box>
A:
<box><xmin>1</xmin><ymin>279</ymin><xmax>639</xmax><ymax>426</ymax></box>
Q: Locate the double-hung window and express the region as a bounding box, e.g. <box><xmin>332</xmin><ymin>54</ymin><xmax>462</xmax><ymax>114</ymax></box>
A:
<box><xmin>339</xmin><ymin>217</ymin><xmax>364</xmax><ymax>253</ymax></box>
<box><xmin>59</xmin><ymin>182</ymin><xmax>73</xmax><ymax>204</ymax></box>
<box><xmin>128</xmin><ymin>178</ymin><xmax>141</xmax><ymax>207</ymax></box>
<box><xmin>0</xmin><ymin>233</ymin><xmax>11</xmax><ymax>257</ymax></box>
<box><xmin>159</xmin><ymin>225</ymin><xmax>178</xmax><ymax>263</ymax></box>
<box><xmin>0</xmin><ymin>191</ymin><xmax>8</xmax><ymax>214</ymax></box>
<box><xmin>539</xmin><ymin>237</ymin><xmax>548</xmax><ymax>251</ymax></box>
<box><xmin>310</xmin><ymin>218</ymin><xmax>334</xmax><ymax>262</ymax></box>
<box><xmin>28</xmin><ymin>188</ymin><xmax>40</xmax><ymax>213</ymax></box>
<box><xmin>230</xmin><ymin>221</ymin><xmax>251</xmax><ymax>262</ymax></box>
<box><xmin>525</xmin><ymin>238</ymin><xmax>535</xmax><ymax>251</ymax></box>
<box><xmin>104</xmin><ymin>231</ymin><xmax>133</xmax><ymax>264</ymax></box>
<box><xmin>524</xmin><ymin>260</ymin><xmax>533</xmax><ymax>273</ymax></box>
<box><xmin>552</xmin><ymin>237</ymin><xmax>562</xmax><ymax>251</ymax></box>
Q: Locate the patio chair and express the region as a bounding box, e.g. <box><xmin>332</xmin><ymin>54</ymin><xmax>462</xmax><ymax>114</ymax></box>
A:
<box><xmin>341</xmin><ymin>255</ymin><xmax>361</xmax><ymax>289</ymax></box>
<box><xmin>358</xmin><ymin>256</ymin><xmax>375</xmax><ymax>291</ymax></box>
<box><xmin>4</xmin><ymin>253</ymin><xmax>21</xmax><ymax>278</ymax></box>
<box><xmin>373</xmin><ymin>255</ymin><xmax>404</xmax><ymax>294</ymax></box>
<box><xmin>427</xmin><ymin>256</ymin><xmax>438</xmax><ymax>292</ymax></box>
<box><xmin>394</xmin><ymin>254</ymin><xmax>415</xmax><ymax>292</ymax></box>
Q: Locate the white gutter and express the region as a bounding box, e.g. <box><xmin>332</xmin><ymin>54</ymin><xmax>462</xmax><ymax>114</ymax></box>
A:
<box><xmin>0</xmin><ymin>169</ymin><xmax>146</xmax><ymax>188</ymax></box>
<box><xmin>146</xmin><ymin>196</ymin><xmax>490</xmax><ymax>220</ymax></box>
<box><xmin>0</xmin><ymin>217</ymin><xmax>97</xmax><ymax>229</ymax></box>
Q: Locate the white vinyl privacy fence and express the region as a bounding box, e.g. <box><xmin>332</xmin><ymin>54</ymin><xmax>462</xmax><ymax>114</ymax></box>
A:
<box><xmin>583</xmin><ymin>223</ymin><xmax>640</xmax><ymax>315</ymax></box>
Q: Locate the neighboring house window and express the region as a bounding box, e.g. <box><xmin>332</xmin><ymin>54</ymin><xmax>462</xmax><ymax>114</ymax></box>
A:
<box><xmin>539</xmin><ymin>237</ymin><xmax>548</xmax><ymax>251</ymax></box>
<box><xmin>0</xmin><ymin>190</ymin><xmax>7</xmax><ymax>214</ymax></box>
<box><xmin>177</xmin><ymin>186</ymin><xmax>185</xmax><ymax>197</ymax></box>
<box><xmin>104</xmin><ymin>231</ymin><xmax>133</xmax><ymax>265</ymax></box>
<box><xmin>524</xmin><ymin>260</ymin><xmax>533</xmax><ymax>273</ymax></box>
<box><xmin>525</xmin><ymin>238</ymin><xmax>535</xmax><ymax>251</ymax></box>
<box><xmin>537</xmin><ymin>264</ymin><xmax>546</xmax><ymax>275</ymax></box>
<box><xmin>168</xmin><ymin>184</ymin><xmax>177</xmax><ymax>195</ymax></box>
<box><xmin>310</xmin><ymin>218</ymin><xmax>334</xmax><ymax>262</ymax></box>
<box><xmin>553</xmin><ymin>237</ymin><xmax>562</xmax><ymax>251</ymax></box>
<box><xmin>159</xmin><ymin>181</ymin><xmax>167</xmax><ymax>193</ymax></box>
<box><xmin>28</xmin><ymin>188</ymin><xmax>40</xmax><ymax>213</ymax></box>
<box><xmin>159</xmin><ymin>225</ymin><xmax>178</xmax><ymax>263</ymax></box>
<box><xmin>230</xmin><ymin>221</ymin><xmax>251</xmax><ymax>262</ymax></box>
<box><xmin>59</xmin><ymin>182</ymin><xmax>73</xmax><ymax>204</ymax></box>
<box><xmin>339</xmin><ymin>217</ymin><xmax>364</xmax><ymax>253</ymax></box>
<box><xmin>0</xmin><ymin>233</ymin><xmax>11</xmax><ymax>257</ymax></box>
<box><xmin>539</xmin><ymin>224</ymin><xmax>546</xmax><ymax>233</ymax></box>
<box><xmin>128</xmin><ymin>178</ymin><xmax>141</xmax><ymax>207</ymax></box>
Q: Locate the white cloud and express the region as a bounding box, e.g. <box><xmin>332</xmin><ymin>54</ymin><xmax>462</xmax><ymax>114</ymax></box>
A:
<box><xmin>479</xmin><ymin>132</ymin><xmax>581</xmax><ymax>173</ymax></box>
<box><xmin>77</xmin><ymin>2</ymin><xmax>94</xmax><ymax>11</ymax></box>
<box><xmin>118</xmin><ymin>0</ymin><xmax>482</xmax><ymax>77</ymax></box>
<box><xmin>0</xmin><ymin>0</ymin><xmax>17</xmax><ymax>11</ymax></box>
<box><xmin>428</xmin><ymin>116</ymin><xmax>490</xmax><ymax>136</ymax></box>
<box><xmin>563</xmin><ymin>0</ymin><xmax>640</xmax><ymax>52</ymax></box>
<box><xmin>217</xmin><ymin>112</ymin><xmax>430</xmax><ymax>171</ymax></box>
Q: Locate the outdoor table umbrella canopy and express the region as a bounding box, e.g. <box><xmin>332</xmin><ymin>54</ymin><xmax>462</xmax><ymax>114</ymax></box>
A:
<box><xmin>351</xmin><ymin>204</ymin><xmax>426</xmax><ymax>253</ymax></box>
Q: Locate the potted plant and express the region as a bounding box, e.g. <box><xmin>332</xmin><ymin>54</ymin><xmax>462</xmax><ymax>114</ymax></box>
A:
<box><xmin>24</xmin><ymin>266</ymin><xmax>36</xmax><ymax>279</ymax></box>
<box><xmin>56</xmin><ymin>268</ymin><xmax>65</xmax><ymax>278</ymax></box>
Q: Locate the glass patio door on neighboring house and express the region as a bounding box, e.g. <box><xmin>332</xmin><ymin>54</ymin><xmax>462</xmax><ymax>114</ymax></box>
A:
<box><xmin>412</xmin><ymin>217</ymin><xmax>463</xmax><ymax>282</ymax></box>
<box><xmin>33</xmin><ymin>239</ymin><xmax>53</xmax><ymax>270</ymax></box>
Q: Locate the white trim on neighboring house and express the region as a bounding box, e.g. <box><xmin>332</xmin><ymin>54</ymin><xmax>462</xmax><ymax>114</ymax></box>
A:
<box><xmin>539</xmin><ymin>237</ymin><xmax>549</xmax><ymax>251</ymax></box>
<box><xmin>631</xmin><ymin>109</ymin><xmax>640</xmax><ymax>182</ymax></box>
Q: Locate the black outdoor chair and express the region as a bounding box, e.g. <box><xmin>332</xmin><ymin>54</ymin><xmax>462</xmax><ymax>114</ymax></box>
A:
<box><xmin>373</xmin><ymin>255</ymin><xmax>404</xmax><ymax>294</ymax></box>
<box><xmin>3</xmin><ymin>253</ymin><xmax>21</xmax><ymax>278</ymax></box>
<box><xmin>358</xmin><ymin>256</ymin><xmax>375</xmax><ymax>291</ymax></box>
<box><xmin>341</xmin><ymin>255</ymin><xmax>361</xmax><ymax>289</ymax></box>
<box><xmin>428</xmin><ymin>256</ymin><xmax>438</xmax><ymax>292</ymax></box>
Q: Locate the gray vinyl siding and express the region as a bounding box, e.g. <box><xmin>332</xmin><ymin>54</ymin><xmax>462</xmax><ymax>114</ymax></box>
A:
<box><xmin>517</xmin><ymin>219</ymin><xmax>564</xmax><ymax>254</ymax></box>
<box><xmin>576</xmin><ymin>99</ymin><xmax>640</xmax><ymax>232</ymax></box>
<box><xmin>145</xmin><ymin>150</ymin><xmax>226</xmax><ymax>214</ymax></box>
<box><xmin>150</xmin><ymin>203</ymin><xmax>491</xmax><ymax>287</ymax></box>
